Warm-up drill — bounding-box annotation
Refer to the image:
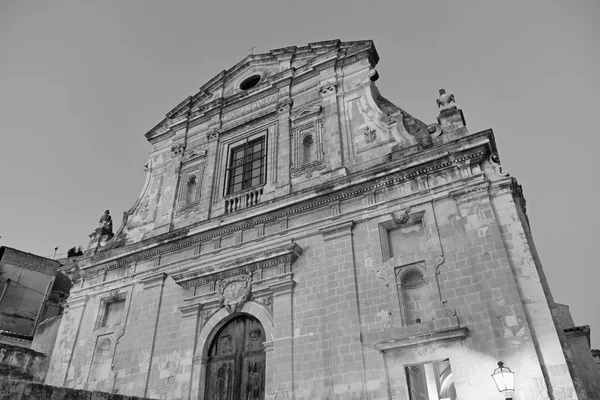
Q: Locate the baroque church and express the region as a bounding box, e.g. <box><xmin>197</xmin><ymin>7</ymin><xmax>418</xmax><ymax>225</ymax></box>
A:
<box><xmin>44</xmin><ymin>40</ymin><xmax>600</xmax><ymax>399</ymax></box>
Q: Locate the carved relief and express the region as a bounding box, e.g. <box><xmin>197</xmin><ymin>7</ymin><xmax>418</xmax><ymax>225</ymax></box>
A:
<box><xmin>318</xmin><ymin>83</ymin><xmax>337</xmax><ymax>97</ymax></box>
<box><xmin>364</xmin><ymin>125</ymin><xmax>377</xmax><ymax>144</ymax></box>
<box><xmin>171</xmin><ymin>143</ymin><xmax>185</xmax><ymax>156</ymax></box>
<box><xmin>217</xmin><ymin>274</ymin><xmax>252</xmax><ymax>313</ymax></box>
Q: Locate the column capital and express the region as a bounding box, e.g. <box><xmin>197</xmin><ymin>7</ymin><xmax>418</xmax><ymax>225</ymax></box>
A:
<box><xmin>141</xmin><ymin>272</ymin><xmax>167</xmax><ymax>290</ymax></box>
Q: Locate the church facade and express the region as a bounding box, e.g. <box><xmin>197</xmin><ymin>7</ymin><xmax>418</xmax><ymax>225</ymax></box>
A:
<box><xmin>46</xmin><ymin>40</ymin><xmax>599</xmax><ymax>399</ymax></box>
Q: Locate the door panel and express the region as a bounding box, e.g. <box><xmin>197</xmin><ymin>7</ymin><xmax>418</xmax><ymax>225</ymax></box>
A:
<box><xmin>241</xmin><ymin>354</ymin><xmax>265</xmax><ymax>400</ymax></box>
<box><xmin>205</xmin><ymin>315</ymin><xmax>266</xmax><ymax>400</ymax></box>
<box><xmin>206</xmin><ymin>359</ymin><xmax>235</xmax><ymax>400</ymax></box>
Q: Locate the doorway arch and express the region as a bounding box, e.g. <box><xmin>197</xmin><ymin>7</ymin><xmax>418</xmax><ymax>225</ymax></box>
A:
<box><xmin>204</xmin><ymin>314</ymin><xmax>266</xmax><ymax>400</ymax></box>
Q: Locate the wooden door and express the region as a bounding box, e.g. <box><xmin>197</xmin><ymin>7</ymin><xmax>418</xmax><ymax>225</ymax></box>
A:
<box><xmin>205</xmin><ymin>315</ymin><xmax>265</xmax><ymax>400</ymax></box>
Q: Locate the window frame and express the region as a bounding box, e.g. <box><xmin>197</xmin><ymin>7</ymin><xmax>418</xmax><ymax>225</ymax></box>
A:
<box><xmin>225</xmin><ymin>135</ymin><xmax>268</xmax><ymax>196</ymax></box>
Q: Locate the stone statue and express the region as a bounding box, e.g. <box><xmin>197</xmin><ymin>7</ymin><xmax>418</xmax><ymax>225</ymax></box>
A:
<box><xmin>436</xmin><ymin>88</ymin><xmax>456</xmax><ymax>111</ymax></box>
<box><xmin>99</xmin><ymin>210</ymin><xmax>113</xmax><ymax>234</ymax></box>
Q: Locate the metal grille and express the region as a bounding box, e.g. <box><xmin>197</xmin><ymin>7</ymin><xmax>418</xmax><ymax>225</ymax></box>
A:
<box><xmin>227</xmin><ymin>137</ymin><xmax>266</xmax><ymax>195</ymax></box>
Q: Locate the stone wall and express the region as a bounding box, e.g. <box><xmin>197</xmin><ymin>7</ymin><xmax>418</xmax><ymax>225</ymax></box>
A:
<box><xmin>0</xmin><ymin>379</ymin><xmax>152</xmax><ymax>400</ymax></box>
<box><xmin>45</xmin><ymin>40</ymin><xmax>600</xmax><ymax>399</ymax></box>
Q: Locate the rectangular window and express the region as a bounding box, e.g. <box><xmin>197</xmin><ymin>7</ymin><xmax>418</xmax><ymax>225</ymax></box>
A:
<box><xmin>101</xmin><ymin>298</ymin><xmax>125</xmax><ymax>327</ymax></box>
<box><xmin>406</xmin><ymin>360</ymin><xmax>455</xmax><ymax>400</ymax></box>
<box><xmin>226</xmin><ymin>136</ymin><xmax>267</xmax><ymax>195</ymax></box>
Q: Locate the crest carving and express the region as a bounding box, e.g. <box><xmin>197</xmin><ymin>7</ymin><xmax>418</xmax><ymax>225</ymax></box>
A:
<box><xmin>217</xmin><ymin>274</ymin><xmax>252</xmax><ymax>313</ymax></box>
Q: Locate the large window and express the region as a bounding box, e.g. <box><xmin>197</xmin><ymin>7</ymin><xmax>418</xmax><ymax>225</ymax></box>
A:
<box><xmin>227</xmin><ymin>136</ymin><xmax>267</xmax><ymax>195</ymax></box>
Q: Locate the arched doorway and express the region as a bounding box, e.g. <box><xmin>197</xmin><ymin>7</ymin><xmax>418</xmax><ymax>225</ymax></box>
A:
<box><xmin>205</xmin><ymin>314</ymin><xmax>266</xmax><ymax>400</ymax></box>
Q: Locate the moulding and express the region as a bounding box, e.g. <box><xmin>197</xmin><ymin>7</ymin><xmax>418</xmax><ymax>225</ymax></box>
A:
<box><xmin>141</xmin><ymin>273</ymin><xmax>167</xmax><ymax>290</ymax></box>
<box><xmin>172</xmin><ymin>242</ymin><xmax>303</xmax><ymax>289</ymax></box>
<box><xmin>319</xmin><ymin>220</ymin><xmax>355</xmax><ymax>241</ymax></box>
<box><xmin>374</xmin><ymin>326</ymin><xmax>468</xmax><ymax>351</ymax></box>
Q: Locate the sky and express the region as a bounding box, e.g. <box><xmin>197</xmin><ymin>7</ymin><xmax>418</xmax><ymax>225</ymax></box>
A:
<box><xmin>1</xmin><ymin>1</ymin><xmax>599</xmax><ymax>346</ymax></box>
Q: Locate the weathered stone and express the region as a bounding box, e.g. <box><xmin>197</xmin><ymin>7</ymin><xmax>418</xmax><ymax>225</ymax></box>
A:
<box><xmin>40</xmin><ymin>39</ymin><xmax>599</xmax><ymax>400</ymax></box>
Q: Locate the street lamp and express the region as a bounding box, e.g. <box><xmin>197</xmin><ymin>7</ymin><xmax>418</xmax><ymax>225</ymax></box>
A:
<box><xmin>491</xmin><ymin>361</ymin><xmax>515</xmax><ymax>399</ymax></box>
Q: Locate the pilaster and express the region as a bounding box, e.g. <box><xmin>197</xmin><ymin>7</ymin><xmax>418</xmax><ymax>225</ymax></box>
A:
<box><xmin>319</xmin><ymin>220</ymin><xmax>366</xmax><ymax>399</ymax></box>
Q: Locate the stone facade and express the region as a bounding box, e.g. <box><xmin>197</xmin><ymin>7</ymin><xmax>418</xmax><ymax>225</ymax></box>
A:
<box><xmin>46</xmin><ymin>40</ymin><xmax>599</xmax><ymax>399</ymax></box>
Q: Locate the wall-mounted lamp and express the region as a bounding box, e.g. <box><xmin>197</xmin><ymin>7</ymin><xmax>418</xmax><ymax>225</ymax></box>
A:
<box><xmin>491</xmin><ymin>361</ymin><xmax>515</xmax><ymax>399</ymax></box>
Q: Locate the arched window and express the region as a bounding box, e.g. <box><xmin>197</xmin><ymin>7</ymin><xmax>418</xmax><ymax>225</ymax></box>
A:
<box><xmin>205</xmin><ymin>315</ymin><xmax>265</xmax><ymax>400</ymax></box>
<box><xmin>302</xmin><ymin>134</ymin><xmax>314</xmax><ymax>165</ymax></box>
<box><xmin>186</xmin><ymin>176</ymin><xmax>197</xmax><ymax>203</ymax></box>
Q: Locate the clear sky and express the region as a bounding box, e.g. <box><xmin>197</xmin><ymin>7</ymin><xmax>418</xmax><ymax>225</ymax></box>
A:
<box><xmin>1</xmin><ymin>1</ymin><xmax>598</xmax><ymax>346</ymax></box>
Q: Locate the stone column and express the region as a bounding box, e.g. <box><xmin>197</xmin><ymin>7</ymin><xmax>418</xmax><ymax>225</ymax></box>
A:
<box><xmin>319</xmin><ymin>221</ymin><xmax>367</xmax><ymax>399</ymax></box>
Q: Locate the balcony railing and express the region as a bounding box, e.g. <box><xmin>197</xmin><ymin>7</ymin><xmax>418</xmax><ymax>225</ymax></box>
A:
<box><xmin>224</xmin><ymin>187</ymin><xmax>263</xmax><ymax>214</ymax></box>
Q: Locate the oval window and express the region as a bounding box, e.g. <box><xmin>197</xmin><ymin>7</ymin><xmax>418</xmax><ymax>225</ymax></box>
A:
<box><xmin>239</xmin><ymin>75</ymin><xmax>261</xmax><ymax>90</ymax></box>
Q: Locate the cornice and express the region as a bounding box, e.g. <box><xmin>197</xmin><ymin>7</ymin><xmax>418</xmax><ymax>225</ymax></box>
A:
<box><xmin>374</xmin><ymin>327</ymin><xmax>468</xmax><ymax>351</ymax></box>
<box><xmin>172</xmin><ymin>242</ymin><xmax>303</xmax><ymax>289</ymax></box>
<box><xmin>74</xmin><ymin>130</ymin><xmax>495</xmax><ymax>277</ymax></box>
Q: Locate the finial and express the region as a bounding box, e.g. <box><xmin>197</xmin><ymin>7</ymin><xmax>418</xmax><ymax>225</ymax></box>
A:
<box><xmin>436</xmin><ymin>89</ymin><xmax>456</xmax><ymax>111</ymax></box>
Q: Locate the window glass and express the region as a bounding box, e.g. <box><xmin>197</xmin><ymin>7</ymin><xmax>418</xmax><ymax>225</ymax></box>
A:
<box><xmin>227</xmin><ymin>136</ymin><xmax>266</xmax><ymax>195</ymax></box>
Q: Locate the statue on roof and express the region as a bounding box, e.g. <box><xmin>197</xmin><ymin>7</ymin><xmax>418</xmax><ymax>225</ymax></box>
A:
<box><xmin>99</xmin><ymin>210</ymin><xmax>113</xmax><ymax>234</ymax></box>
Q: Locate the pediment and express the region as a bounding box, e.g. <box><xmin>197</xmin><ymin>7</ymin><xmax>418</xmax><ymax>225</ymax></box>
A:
<box><xmin>291</xmin><ymin>105</ymin><xmax>322</xmax><ymax>122</ymax></box>
<box><xmin>181</xmin><ymin>148</ymin><xmax>207</xmax><ymax>165</ymax></box>
<box><xmin>146</xmin><ymin>40</ymin><xmax>379</xmax><ymax>142</ymax></box>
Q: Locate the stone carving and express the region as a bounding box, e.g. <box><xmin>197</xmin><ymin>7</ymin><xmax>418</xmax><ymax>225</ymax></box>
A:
<box><xmin>140</xmin><ymin>202</ymin><xmax>150</xmax><ymax>221</ymax></box>
<box><xmin>364</xmin><ymin>125</ymin><xmax>377</xmax><ymax>143</ymax></box>
<box><xmin>171</xmin><ymin>143</ymin><xmax>185</xmax><ymax>156</ymax></box>
<box><xmin>260</xmin><ymin>296</ymin><xmax>272</xmax><ymax>306</ymax></box>
<box><xmin>390</xmin><ymin>207</ymin><xmax>411</xmax><ymax>225</ymax></box>
<box><xmin>373</xmin><ymin>92</ymin><xmax>433</xmax><ymax>148</ymax></box>
<box><xmin>98</xmin><ymin>210</ymin><xmax>113</xmax><ymax>235</ymax></box>
<box><xmin>217</xmin><ymin>274</ymin><xmax>252</xmax><ymax>312</ymax></box>
<box><xmin>206</xmin><ymin>129</ymin><xmax>219</xmax><ymax>141</ymax></box>
<box><xmin>436</xmin><ymin>89</ymin><xmax>456</xmax><ymax>111</ymax></box>
<box><xmin>318</xmin><ymin>83</ymin><xmax>337</xmax><ymax>97</ymax></box>
<box><xmin>203</xmin><ymin>309</ymin><xmax>215</xmax><ymax>322</ymax></box>
<box><xmin>378</xmin><ymin>309</ymin><xmax>394</xmax><ymax>330</ymax></box>
<box><xmin>489</xmin><ymin>154</ymin><xmax>509</xmax><ymax>178</ymax></box>
<box><xmin>277</xmin><ymin>99</ymin><xmax>292</xmax><ymax>114</ymax></box>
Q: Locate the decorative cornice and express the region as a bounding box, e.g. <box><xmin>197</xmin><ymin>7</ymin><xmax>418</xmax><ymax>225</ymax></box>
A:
<box><xmin>374</xmin><ymin>327</ymin><xmax>468</xmax><ymax>351</ymax></box>
<box><xmin>72</xmin><ymin>131</ymin><xmax>495</xmax><ymax>278</ymax></box>
<box><xmin>172</xmin><ymin>242</ymin><xmax>303</xmax><ymax>289</ymax></box>
<box><xmin>449</xmin><ymin>179</ymin><xmax>489</xmax><ymax>205</ymax></box>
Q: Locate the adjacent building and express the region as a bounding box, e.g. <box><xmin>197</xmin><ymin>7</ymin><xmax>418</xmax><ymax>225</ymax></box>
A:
<box><xmin>44</xmin><ymin>40</ymin><xmax>600</xmax><ymax>399</ymax></box>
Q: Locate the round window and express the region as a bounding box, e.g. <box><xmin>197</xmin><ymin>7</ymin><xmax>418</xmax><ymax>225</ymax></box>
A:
<box><xmin>239</xmin><ymin>75</ymin><xmax>261</xmax><ymax>90</ymax></box>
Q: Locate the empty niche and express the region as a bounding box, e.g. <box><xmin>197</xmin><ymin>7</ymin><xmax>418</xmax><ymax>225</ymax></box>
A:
<box><xmin>88</xmin><ymin>334</ymin><xmax>113</xmax><ymax>382</ymax></box>
<box><xmin>395</xmin><ymin>263</ymin><xmax>433</xmax><ymax>325</ymax></box>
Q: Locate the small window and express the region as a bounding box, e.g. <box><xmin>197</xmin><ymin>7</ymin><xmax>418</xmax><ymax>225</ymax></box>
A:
<box><xmin>186</xmin><ymin>176</ymin><xmax>197</xmax><ymax>203</ymax></box>
<box><xmin>406</xmin><ymin>360</ymin><xmax>456</xmax><ymax>400</ymax></box>
<box><xmin>101</xmin><ymin>299</ymin><xmax>125</xmax><ymax>327</ymax></box>
<box><xmin>239</xmin><ymin>75</ymin><xmax>261</xmax><ymax>90</ymax></box>
<box><xmin>227</xmin><ymin>136</ymin><xmax>267</xmax><ymax>195</ymax></box>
